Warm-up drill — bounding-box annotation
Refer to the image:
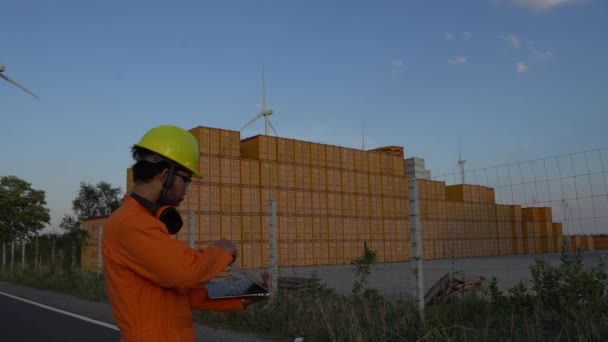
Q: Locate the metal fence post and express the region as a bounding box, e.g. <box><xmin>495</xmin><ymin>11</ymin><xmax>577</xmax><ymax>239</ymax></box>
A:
<box><xmin>188</xmin><ymin>211</ymin><xmax>195</xmax><ymax>248</ymax></box>
<box><xmin>408</xmin><ymin>177</ymin><xmax>425</xmax><ymax>322</ymax></box>
<box><xmin>268</xmin><ymin>198</ymin><xmax>278</xmax><ymax>296</ymax></box>
<box><xmin>98</xmin><ymin>225</ymin><xmax>104</xmax><ymax>275</ymax></box>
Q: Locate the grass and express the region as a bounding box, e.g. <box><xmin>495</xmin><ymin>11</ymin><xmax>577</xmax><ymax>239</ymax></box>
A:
<box><xmin>1</xmin><ymin>246</ymin><xmax>607</xmax><ymax>341</ymax></box>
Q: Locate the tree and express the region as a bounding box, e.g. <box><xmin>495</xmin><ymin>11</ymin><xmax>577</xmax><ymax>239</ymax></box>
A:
<box><xmin>0</xmin><ymin>175</ymin><xmax>50</xmax><ymax>242</ymax></box>
<box><xmin>60</xmin><ymin>181</ymin><xmax>122</xmax><ymax>270</ymax></box>
<box><xmin>72</xmin><ymin>181</ymin><xmax>122</xmax><ymax>221</ymax></box>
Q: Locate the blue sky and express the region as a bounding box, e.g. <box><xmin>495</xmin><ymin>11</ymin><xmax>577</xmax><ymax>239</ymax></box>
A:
<box><xmin>1</xmin><ymin>0</ymin><xmax>607</xmax><ymax>232</ymax></box>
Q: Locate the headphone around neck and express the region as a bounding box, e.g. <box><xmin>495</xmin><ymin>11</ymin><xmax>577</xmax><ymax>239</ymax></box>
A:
<box><xmin>128</xmin><ymin>192</ymin><xmax>183</xmax><ymax>235</ymax></box>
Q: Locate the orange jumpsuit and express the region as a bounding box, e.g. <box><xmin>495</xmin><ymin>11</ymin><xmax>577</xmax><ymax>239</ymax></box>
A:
<box><xmin>102</xmin><ymin>195</ymin><xmax>243</xmax><ymax>341</ymax></box>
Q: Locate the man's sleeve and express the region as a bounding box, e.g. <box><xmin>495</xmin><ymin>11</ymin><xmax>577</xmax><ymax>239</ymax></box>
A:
<box><xmin>111</xmin><ymin>221</ymin><xmax>232</xmax><ymax>289</ymax></box>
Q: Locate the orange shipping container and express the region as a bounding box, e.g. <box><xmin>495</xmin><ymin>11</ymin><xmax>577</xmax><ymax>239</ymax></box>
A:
<box><xmin>312</xmin><ymin>217</ymin><xmax>328</xmax><ymax>239</ymax></box>
<box><xmin>241</xmin><ymin>215</ymin><xmax>261</xmax><ymax>241</ymax></box>
<box><xmin>220</xmin><ymin>215</ymin><xmax>242</xmax><ymax>241</ymax></box>
<box><xmin>310</xmin><ymin>143</ymin><xmax>327</xmax><ymax>168</ymax></box>
<box><xmin>240</xmin><ymin>135</ymin><xmax>278</xmax><ymax>161</ymax></box>
<box><xmin>199</xmin><ymin>155</ymin><xmax>221</xmax><ymax>184</ymax></box>
<box><xmin>325</xmin><ymin>145</ymin><xmax>341</xmax><ymax>169</ymax></box>
<box><xmin>367</xmin><ymin>153</ymin><xmax>380</xmax><ymax>174</ymax></box>
<box><xmin>279</xmin><ymin>242</ymin><xmax>296</xmax><ymax>267</ymax></box>
<box><xmin>328</xmin><ymin>240</ymin><xmax>345</xmax><ymax>264</ymax></box>
<box><xmin>354</xmin><ymin>150</ymin><xmax>369</xmax><ymax>173</ymax></box>
<box><xmin>278</xmin><ymin>216</ymin><xmax>296</xmax><ymax>240</ymax></box>
<box><xmin>328</xmin><ymin>217</ymin><xmax>343</xmax><ymax>239</ymax></box>
<box><xmin>276</xmin><ymin>138</ymin><xmax>295</xmax><ymax>163</ymax></box>
<box><xmin>340</xmin><ymin>148</ymin><xmax>355</xmax><ymax>170</ymax></box>
<box><xmin>326</xmin><ymin>169</ymin><xmax>339</xmax><ymax>192</ymax></box>
<box><xmin>295</xmin><ymin>165</ymin><xmax>311</xmax><ymax>189</ymax></box>
<box><xmin>241</xmin><ymin>243</ymin><xmax>261</xmax><ymax>269</ymax></box>
<box><xmin>294</xmin><ymin>141</ymin><xmax>311</xmax><ymax>165</ymax></box>
<box><xmin>381</xmin><ymin>175</ymin><xmax>394</xmax><ymax>196</ymax></box>
<box><xmin>296</xmin><ymin>242</ymin><xmax>312</xmax><ymax>266</ymax></box>
<box><xmin>355</xmin><ymin>172</ymin><xmax>369</xmax><ymax>194</ymax></box>
<box><xmin>310</xmin><ymin>167</ymin><xmax>326</xmax><ymax>191</ymax></box>
<box><xmin>343</xmin><ymin>218</ymin><xmax>357</xmax><ymax>239</ymax></box>
<box><xmin>357</xmin><ymin>218</ymin><xmax>371</xmax><ymax>241</ymax></box>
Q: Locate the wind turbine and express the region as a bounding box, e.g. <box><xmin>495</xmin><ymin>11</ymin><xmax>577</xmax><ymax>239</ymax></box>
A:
<box><xmin>241</xmin><ymin>67</ymin><xmax>278</xmax><ymax>136</ymax></box>
<box><xmin>0</xmin><ymin>65</ymin><xmax>39</xmax><ymax>99</ymax></box>
<box><xmin>458</xmin><ymin>139</ymin><xmax>466</xmax><ymax>184</ymax></box>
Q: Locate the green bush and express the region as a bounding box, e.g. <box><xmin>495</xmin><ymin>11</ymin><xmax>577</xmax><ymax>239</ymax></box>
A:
<box><xmin>1</xmin><ymin>244</ymin><xmax>607</xmax><ymax>341</ymax></box>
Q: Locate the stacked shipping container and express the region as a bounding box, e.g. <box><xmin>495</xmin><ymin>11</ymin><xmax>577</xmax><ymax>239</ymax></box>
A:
<box><xmin>81</xmin><ymin>125</ymin><xmax>582</xmax><ymax>271</ymax></box>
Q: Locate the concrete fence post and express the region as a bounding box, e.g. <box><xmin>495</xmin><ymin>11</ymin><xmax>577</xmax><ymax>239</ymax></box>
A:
<box><xmin>268</xmin><ymin>198</ymin><xmax>278</xmax><ymax>297</ymax></box>
<box><xmin>188</xmin><ymin>211</ymin><xmax>195</xmax><ymax>248</ymax></box>
<box><xmin>98</xmin><ymin>225</ymin><xmax>104</xmax><ymax>275</ymax></box>
<box><xmin>408</xmin><ymin>177</ymin><xmax>425</xmax><ymax>323</ymax></box>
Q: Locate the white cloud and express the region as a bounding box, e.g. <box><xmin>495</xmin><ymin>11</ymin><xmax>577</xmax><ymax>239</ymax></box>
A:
<box><xmin>500</xmin><ymin>34</ymin><xmax>521</xmax><ymax>48</ymax></box>
<box><xmin>516</xmin><ymin>62</ymin><xmax>528</xmax><ymax>73</ymax></box>
<box><xmin>392</xmin><ymin>60</ymin><xmax>404</xmax><ymax>68</ymax></box>
<box><xmin>513</xmin><ymin>0</ymin><xmax>589</xmax><ymax>12</ymax></box>
<box><xmin>449</xmin><ymin>56</ymin><xmax>467</xmax><ymax>65</ymax></box>
<box><xmin>446</xmin><ymin>32</ymin><xmax>472</xmax><ymax>41</ymax></box>
<box><xmin>533</xmin><ymin>50</ymin><xmax>554</xmax><ymax>60</ymax></box>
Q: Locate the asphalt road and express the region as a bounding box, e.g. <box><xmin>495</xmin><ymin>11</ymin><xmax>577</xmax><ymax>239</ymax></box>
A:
<box><xmin>0</xmin><ymin>290</ymin><xmax>119</xmax><ymax>341</ymax></box>
<box><xmin>0</xmin><ymin>281</ymin><xmax>270</xmax><ymax>342</ymax></box>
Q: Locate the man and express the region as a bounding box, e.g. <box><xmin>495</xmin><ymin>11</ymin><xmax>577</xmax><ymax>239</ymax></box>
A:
<box><xmin>102</xmin><ymin>125</ymin><xmax>267</xmax><ymax>342</ymax></box>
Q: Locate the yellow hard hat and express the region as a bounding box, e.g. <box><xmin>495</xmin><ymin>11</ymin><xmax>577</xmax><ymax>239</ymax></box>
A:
<box><xmin>134</xmin><ymin>125</ymin><xmax>201</xmax><ymax>178</ymax></box>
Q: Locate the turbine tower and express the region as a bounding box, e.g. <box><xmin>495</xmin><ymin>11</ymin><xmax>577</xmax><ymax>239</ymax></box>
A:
<box><xmin>458</xmin><ymin>139</ymin><xmax>466</xmax><ymax>184</ymax></box>
<box><xmin>241</xmin><ymin>67</ymin><xmax>277</xmax><ymax>136</ymax></box>
<box><xmin>0</xmin><ymin>65</ymin><xmax>39</xmax><ymax>99</ymax></box>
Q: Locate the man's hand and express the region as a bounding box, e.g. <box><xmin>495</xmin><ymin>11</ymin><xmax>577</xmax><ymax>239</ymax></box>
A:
<box><xmin>242</xmin><ymin>271</ymin><xmax>272</xmax><ymax>308</ymax></box>
<box><xmin>260</xmin><ymin>271</ymin><xmax>272</xmax><ymax>290</ymax></box>
<box><xmin>213</xmin><ymin>238</ymin><xmax>237</xmax><ymax>263</ymax></box>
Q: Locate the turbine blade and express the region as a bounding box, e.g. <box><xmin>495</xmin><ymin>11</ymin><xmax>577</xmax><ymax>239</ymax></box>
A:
<box><xmin>268</xmin><ymin>120</ymin><xmax>278</xmax><ymax>136</ymax></box>
<box><xmin>0</xmin><ymin>73</ymin><xmax>39</xmax><ymax>99</ymax></box>
<box><xmin>241</xmin><ymin>112</ymin><xmax>264</xmax><ymax>130</ymax></box>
